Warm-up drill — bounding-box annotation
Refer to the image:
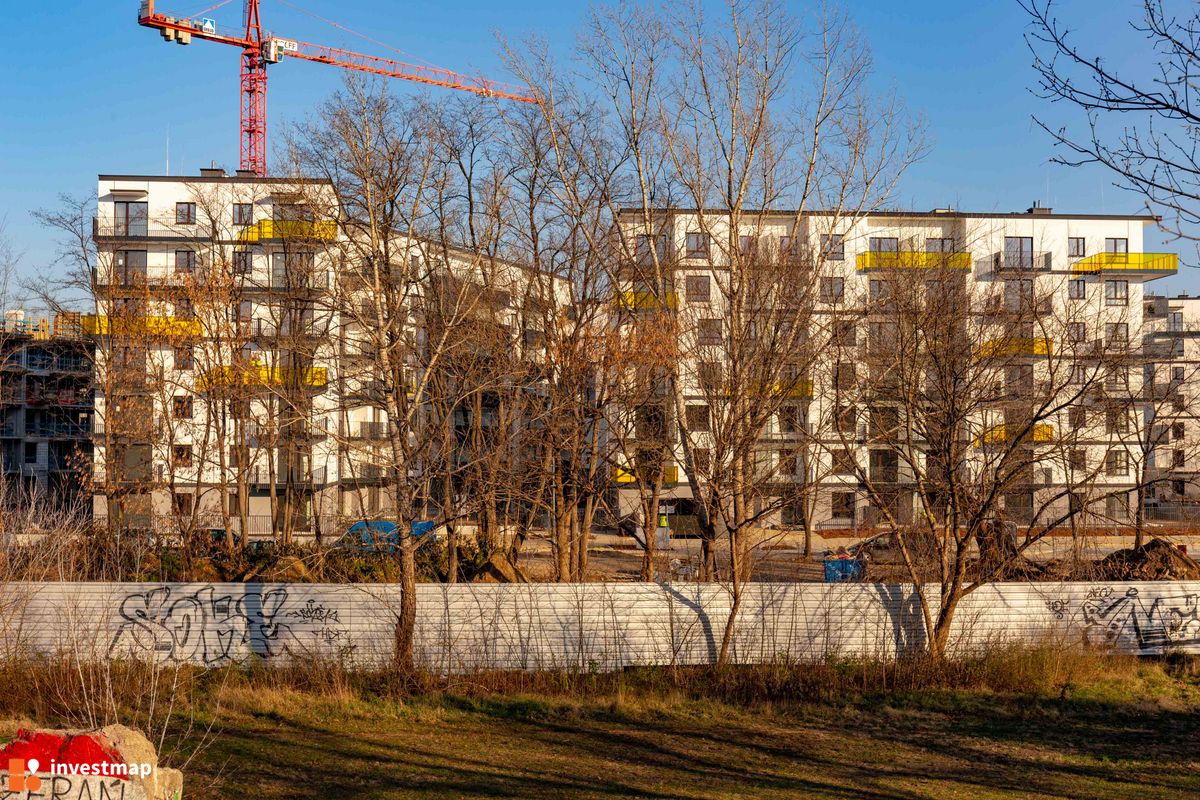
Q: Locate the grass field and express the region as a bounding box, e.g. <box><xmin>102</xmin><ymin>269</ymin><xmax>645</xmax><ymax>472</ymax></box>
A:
<box><xmin>2</xmin><ymin>650</ymin><xmax>1196</xmax><ymax>798</ymax></box>
<box><xmin>176</xmin><ymin>658</ymin><xmax>1200</xmax><ymax>799</ymax></box>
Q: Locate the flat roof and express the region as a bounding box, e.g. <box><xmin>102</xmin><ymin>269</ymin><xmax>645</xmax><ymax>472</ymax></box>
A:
<box><xmin>616</xmin><ymin>207</ymin><xmax>1161</xmax><ymax>222</ymax></box>
<box><xmin>99</xmin><ymin>174</ymin><xmax>332</xmax><ymax>185</ymax></box>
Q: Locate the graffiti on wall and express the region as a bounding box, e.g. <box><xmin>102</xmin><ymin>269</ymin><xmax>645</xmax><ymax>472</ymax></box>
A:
<box><xmin>109</xmin><ymin>586</ymin><xmax>350</xmax><ymax>665</ymax></box>
<box><xmin>1046</xmin><ymin>586</ymin><xmax>1200</xmax><ymax>651</ymax></box>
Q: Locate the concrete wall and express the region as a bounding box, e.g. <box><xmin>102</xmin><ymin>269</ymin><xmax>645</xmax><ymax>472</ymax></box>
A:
<box><xmin>2</xmin><ymin>581</ymin><xmax>1195</xmax><ymax>672</ymax></box>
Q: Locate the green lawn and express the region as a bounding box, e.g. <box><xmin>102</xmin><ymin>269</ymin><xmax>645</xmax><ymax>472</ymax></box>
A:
<box><xmin>183</xmin><ymin>685</ymin><xmax>1200</xmax><ymax>799</ymax></box>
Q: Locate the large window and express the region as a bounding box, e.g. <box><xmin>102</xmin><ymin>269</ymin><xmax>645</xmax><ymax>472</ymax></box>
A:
<box><xmin>113</xmin><ymin>201</ymin><xmax>148</xmax><ymax>236</ymax></box>
<box><xmin>831</xmin><ymin>491</ymin><xmax>856</xmax><ymax>519</ymax></box>
<box><xmin>1068</xmin><ymin>278</ymin><xmax>1086</xmax><ymax>300</ymax></box>
<box><xmin>821</xmin><ymin>234</ymin><xmax>845</xmax><ymax>261</ymax></box>
<box><xmin>1105</xmin><ymin>237</ymin><xmax>1129</xmax><ymax>255</ymax></box>
<box><xmin>685</xmin><ymin>275</ymin><xmax>711</xmax><ymax>302</ymax></box>
<box><xmin>869</xmin><ymin>237</ymin><xmax>898</xmax><ymax>252</ymax></box>
<box><xmin>233</xmin><ymin>203</ymin><xmax>253</xmax><ymax>225</ymax></box>
<box><xmin>1105</xmin><ymin>279</ymin><xmax>1129</xmax><ymax>306</ymax></box>
<box><xmin>697</xmin><ymin>318</ymin><xmax>722</xmax><ymax>346</ymax></box>
<box><xmin>820</xmin><ymin>277</ymin><xmax>844</xmax><ymax>304</ymax></box>
<box><xmin>1004</xmin><ymin>236</ymin><xmax>1034</xmax><ymax>269</ymax></box>
<box><xmin>926</xmin><ymin>237</ymin><xmax>955</xmax><ymax>252</ymax></box>
<box><xmin>1068</xmin><ymin>237</ymin><xmax>1086</xmax><ymax>257</ymax></box>
<box><xmin>174</xmin><ymin>250</ymin><xmax>196</xmax><ymax>273</ymax></box>
<box><xmin>684</xmin><ymin>232</ymin><xmax>710</xmax><ymax>259</ymax></box>
<box><xmin>686</xmin><ymin>405</ymin><xmax>711</xmax><ymax>432</ymax></box>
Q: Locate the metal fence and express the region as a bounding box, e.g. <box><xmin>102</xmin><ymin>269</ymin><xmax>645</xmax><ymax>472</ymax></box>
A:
<box><xmin>1</xmin><ymin>580</ymin><xmax>1194</xmax><ymax>672</ymax></box>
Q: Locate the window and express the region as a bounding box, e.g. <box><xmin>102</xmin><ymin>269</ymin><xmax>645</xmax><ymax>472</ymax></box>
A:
<box><xmin>1069</xmin><ymin>364</ymin><xmax>1087</xmax><ymax>385</ymax></box>
<box><xmin>115</xmin><ymin>249</ymin><xmax>148</xmax><ymax>286</ymax></box>
<box><xmin>1173</xmin><ymin>366</ymin><xmax>1186</xmax><ymax>382</ymax></box>
<box><xmin>685</xmin><ymin>275</ymin><xmax>711</xmax><ymax>302</ymax></box>
<box><xmin>172</xmin><ymin>445</ymin><xmax>193</xmax><ymax>467</ymax></box>
<box><xmin>833</xmin><ymin>320</ymin><xmax>856</xmax><ymax>346</ymax></box>
<box><xmin>738</xmin><ymin>235</ymin><xmax>757</xmax><ymax>256</ymax></box>
<box><xmin>869</xmin><ymin>237</ymin><xmax>898</xmax><ymax>252</ymax></box>
<box><xmin>869</xmin><ymin>279</ymin><xmax>890</xmax><ymax>303</ymax></box>
<box><xmin>274</xmin><ymin>203</ymin><xmax>312</xmax><ymax>221</ymax></box>
<box><xmin>926</xmin><ymin>237</ymin><xmax>955</xmax><ymax>252</ymax></box>
<box><xmin>1105</xmin><ymin>279</ymin><xmax>1128</xmax><ymax>306</ymax></box>
<box><xmin>172</xmin><ymin>395</ymin><xmax>194</xmax><ymax>419</ymax></box>
<box><xmin>232</xmin><ymin>250</ymin><xmax>252</xmax><ymax>275</ymax></box>
<box><xmin>1106</xmin><ymin>366</ymin><xmax>1128</xmax><ymax>389</ymax></box>
<box><xmin>821</xmin><ymin>234</ymin><xmax>845</xmax><ymax>261</ymax></box>
<box><xmin>697</xmin><ymin>318</ymin><xmax>722</xmax><ymax>346</ymax></box>
<box><xmin>779</xmin><ymin>405</ymin><xmax>805</xmax><ymax>434</ymax></box>
<box><xmin>1068</xmin><ymin>237</ymin><xmax>1086</xmax><ymax>258</ymax></box>
<box><xmin>1068</xmin><ymin>322</ymin><xmax>1087</xmax><ymax>344</ymax></box>
<box><xmin>23</xmin><ymin>442</ymin><xmax>37</xmax><ymax>464</ymax></box>
<box><xmin>1173</xmin><ymin>422</ymin><xmax>1186</xmax><ymax>441</ymax></box>
<box><xmin>1105</xmin><ymin>407</ymin><xmax>1129</xmax><ymax>434</ymax></box>
<box><xmin>233</xmin><ymin>203</ymin><xmax>253</xmax><ymax>225</ymax></box>
<box><xmin>1004</xmin><ymin>236</ymin><xmax>1034</xmax><ymax>269</ymax></box>
<box><xmin>1069</xmin><ymin>449</ymin><xmax>1087</xmax><ymax>471</ymax></box>
<box><xmin>174</xmin><ymin>250</ymin><xmax>196</xmax><ymax>273</ymax></box>
<box><xmin>176</xmin><ymin>299</ymin><xmax>194</xmax><ymax>319</ymax></box>
<box><xmin>686</xmin><ymin>404</ymin><xmax>711</xmax><ymax>432</ymax></box>
<box><xmin>831</xmin><ymin>491</ymin><xmax>856</xmax><ymax>519</ymax></box>
<box><xmin>172</xmin><ymin>492</ymin><xmax>194</xmax><ymax>515</ymax></box>
<box><xmin>1106</xmin><ymin>493</ymin><xmax>1129</xmax><ymax>522</ymax></box>
<box><xmin>1169</xmin><ymin>311</ymin><xmax>1184</xmax><ymax>332</ymax></box>
<box><xmin>698</xmin><ymin>361</ymin><xmax>723</xmax><ymax>392</ymax></box>
<box><xmin>685</xmin><ymin>232</ymin><xmax>710</xmax><ymax>259</ymax></box>
<box><xmin>835</xmin><ymin>405</ymin><xmax>856</xmax><ymax>434</ymax></box>
<box><xmin>831</xmin><ymin>449</ymin><xmax>855</xmax><ymax>475</ymax></box>
<box><xmin>228</xmin><ymin>492</ymin><xmax>242</xmax><ymax>516</ymax></box>
<box><xmin>1005</xmin><ymin>278</ymin><xmax>1034</xmax><ymax>310</ymax></box>
<box><xmin>1069</xmin><ymin>406</ymin><xmax>1087</xmax><ymax>430</ymax></box>
<box><xmin>1175</xmin><ymin>450</ymin><xmax>1187</xmax><ymax>468</ymax></box>
<box><xmin>1105</xmin><ymin>450</ymin><xmax>1129</xmax><ymax>477</ymax></box>
<box><xmin>835</xmin><ymin>362</ymin><xmax>856</xmax><ymax>391</ymax></box>
<box><xmin>778</xmin><ymin>450</ymin><xmax>799</xmax><ymax>477</ymax></box>
<box><xmin>174</xmin><ymin>346</ymin><xmax>194</xmax><ymax>371</ymax></box>
<box><xmin>175</xmin><ymin>202</ymin><xmax>196</xmax><ymax>225</ymax></box>
<box><xmin>820</xmin><ymin>277</ymin><xmax>844</xmax><ymax>304</ymax></box>
<box><xmin>1105</xmin><ymin>322</ymin><xmax>1129</xmax><ymax>348</ymax></box>
<box><xmin>113</xmin><ymin>200</ymin><xmax>148</xmax><ymax>236</ymax></box>
<box><xmin>635</xmin><ymin>234</ymin><xmax>667</xmax><ymax>264</ymax></box>
<box><xmin>1105</xmin><ymin>237</ymin><xmax>1129</xmax><ymax>255</ymax></box>
<box><xmin>1068</xmin><ymin>279</ymin><xmax>1086</xmax><ymax>300</ymax></box>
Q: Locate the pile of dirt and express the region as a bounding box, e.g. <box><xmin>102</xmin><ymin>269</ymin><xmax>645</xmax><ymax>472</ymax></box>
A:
<box><xmin>1095</xmin><ymin>537</ymin><xmax>1200</xmax><ymax>581</ymax></box>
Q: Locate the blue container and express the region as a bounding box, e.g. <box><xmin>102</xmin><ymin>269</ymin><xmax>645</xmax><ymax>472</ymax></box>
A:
<box><xmin>824</xmin><ymin>559</ymin><xmax>863</xmax><ymax>583</ymax></box>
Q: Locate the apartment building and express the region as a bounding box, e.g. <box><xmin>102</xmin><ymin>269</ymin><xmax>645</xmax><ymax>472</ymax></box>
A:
<box><xmin>1143</xmin><ymin>293</ymin><xmax>1200</xmax><ymax>517</ymax></box>
<box><xmin>90</xmin><ymin>168</ymin><xmax>563</xmax><ymax>540</ymax></box>
<box><xmin>0</xmin><ymin>312</ymin><xmax>93</xmax><ymax>505</ymax></box>
<box><xmin>612</xmin><ymin>206</ymin><xmax>1178</xmax><ymax>533</ymax></box>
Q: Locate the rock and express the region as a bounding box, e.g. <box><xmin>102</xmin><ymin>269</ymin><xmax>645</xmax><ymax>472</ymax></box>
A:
<box><xmin>0</xmin><ymin>724</ymin><xmax>182</xmax><ymax>799</ymax></box>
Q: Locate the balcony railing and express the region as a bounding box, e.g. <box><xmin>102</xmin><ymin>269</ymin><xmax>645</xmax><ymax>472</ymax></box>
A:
<box><xmin>613</xmin><ymin>464</ymin><xmax>680</xmax><ymax>484</ymax></box>
<box><xmin>198</xmin><ymin>363</ymin><xmax>329</xmax><ymax>391</ymax></box>
<box><xmin>237</xmin><ymin>219</ymin><xmax>338</xmax><ymax>243</ymax></box>
<box><xmin>82</xmin><ymin>315</ymin><xmax>202</xmax><ymax>337</ymax></box>
<box><xmin>856</xmin><ymin>251</ymin><xmax>972</xmax><ymax>271</ymax></box>
<box><xmin>614</xmin><ymin>291</ymin><xmax>678</xmax><ymax>311</ymax></box>
<box><xmin>993</xmin><ymin>251</ymin><xmax>1053</xmax><ymax>272</ymax></box>
<box><xmin>976</xmin><ymin>423</ymin><xmax>1055</xmax><ymax>447</ymax></box>
<box><xmin>978</xmin><ymin>337</ymin><xmax>1053</xmax><ymax>357</ymax></box>
<box><xmin>1071</xmin><ymin>252</ymin><xmax>1178</xmax><ymax>274</ymax></box>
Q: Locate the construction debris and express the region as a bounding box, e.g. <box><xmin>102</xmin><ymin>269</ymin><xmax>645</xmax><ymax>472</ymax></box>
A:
<box><xmin>1095</xmin><ymin>538</ymin><xmax>1200</xmax><ymax>581</ymax></box>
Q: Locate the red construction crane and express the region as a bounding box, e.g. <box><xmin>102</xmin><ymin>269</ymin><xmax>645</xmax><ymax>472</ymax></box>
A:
<box><xmin>139</xmin><ymin>0</ymin><xmax>540</xmax><ymax>176</ymax></box>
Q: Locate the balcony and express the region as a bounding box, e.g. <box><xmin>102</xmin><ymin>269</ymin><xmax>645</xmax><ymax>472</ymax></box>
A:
<box><xmin>977</xmin><ymin>423</ymin><xmax>1054</xmax><ymax>447</ymax></box>
<box><xmin>978</xmin><ymin>337</ymin><xmax>1053</xmax><ymax>357</ymax></box>
<box><xmin>751</xmin><ymin>379</ymin><xmax>815</xmax><ymax>398</ymax></box>
<box><xmin>1071</xmin><ymin>252</ymin><xmax>1178</xmax><ymax>275</ymax></box>
<box><xmin>613</xmin><ymin>464</ymin><xmax>680</xmax><ymax>484</ymax></box>
<box><xmin>237</xmin><ymin>219</ymin><xmax>338</xmax><ymax>243</ymax></box>
<box><xmin>856</xmin><ymin>251</ymin><xmax>972</xmax><ymax>271</ymax></box>
<box><xmin>82</xmin><ymin>315</ymin><xmax>202</xmax><ymax>337</ymax></box>
<box><xmin>614</xmin><ymin>290</ymin><xmax>678</xmax><ymax>311</ymax></box>
<box><xmin>198</xmin><ymin>363</ymin><xmax>329</xmax><ymax>390</ymax></box>
<box><xmin>92</xmin><ymin>217</ymin><xmax>203</xmax><ymax>241</ymax></box>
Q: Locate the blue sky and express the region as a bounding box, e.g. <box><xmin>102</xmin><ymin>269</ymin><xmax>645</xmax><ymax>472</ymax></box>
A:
<box><xmin>1</xmin><ymin>0</ymin><xmax>1193</xmax><ymax>295</ymax></box>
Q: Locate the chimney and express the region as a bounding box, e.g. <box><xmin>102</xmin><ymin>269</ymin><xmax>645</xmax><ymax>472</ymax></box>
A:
<box><xmin>235</xmin><ymin>169</ymin><xmax>258</xmax><ymax>178</ymax></box>
<box><xmin>199</xmin><ymin>167</ymin><xmax>225</xmax><ymax>178</ymax></box>
<box><xmin>1026</xmin><ymin>201</ymin><xmax>1052</xmax><ymax>215</ymax></box>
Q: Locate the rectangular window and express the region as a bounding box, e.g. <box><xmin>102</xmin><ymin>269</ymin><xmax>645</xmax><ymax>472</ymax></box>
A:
<box><xmin>1069</xmin><ymin>406</ymin><xmax>1087</xmax><ymax>430</ymax></box>
<box><xmin>174</xmin><ymin>346</ymin><xmax>194</xmax><ymax>371</ymax></box>
<box><xmin>686</xmin><ymin>404</ymin><xmax>711</xmax><ymax>432</ymax></box>
<box><xmin>174</xmin><ymin>250</ymin><xmax>196</xmax><ymax>273</ymax></box>
<box><xmin>635</xmin><ymin>234</ymin><xmax>667</xmax><ymax>264</ymax></box>
<box><xmin>831</xmin><ymin>491</ymin><xmax>856</xmax><ymax>519</ymax></box>
<box><xmin>172</xmin><ymin>395</ymin><xmax>194</xmax><ymax>419</ymax></box>
<box><xmin>172</xmin><ymin>491</ymin><xmax>194</xmax><ymax>515</ymax></box>
<box><xmin>1068</xmin><ymin>322</ymin><xmax>1087</xmax><ymax>344</ymax></box>
<box><xmin>233</xmin><ymin>203</ymin><xmax>253</xmax><ymax>225</ymax></box>
<box><xmin>1106</xmin><ymin>366</ymin><xmax>1128</xmax><ymax>389</ymax></box>
<box><xmin>1068</xmin><ymin>237</ymin><xmax>1086</xmax><ymax>258</ymax></box>
<box><xmin>232</xmin><ymin>250</ymin><xmax>252</xmax><ymax>275</ymax></box>
<box><xmin>1105</xmin><ymin>279</ymin><xmax>1128</xmax><ymax>306</ymax></box>
<box><xmin>869</xmin><ymin>237</ymin><xmax>898</xmax><ymax>252</ymax></box>
<box><xmin>1173</xmin><ymin>422</ymin><xmax>1186</xmax><ymax>440</ymax></box>
<box><xmin>835</xmin><ymin>405</ymin><xmax>856</xmax><ymax>434</ymax></box>
<box><xmin>697</xmin><ymin>318</ymin><xmax>722</xmax><ymax>346</ymax></box>
<box><xmin>175</xmin><ymin>202</ymin><xmax>197</xmax><ymax>225</ymax></box>
<box><xmin>1106</xmin><ymin>407</ymin><xmax>1129</xmax><ymax>434</ymax></box>
<box><xmin>1005</xmin><ymin>278</ymin><xmax>1034</xmax><ymax>310</ymax></box>
<box><xmin>1173</xmin><ymin>366</ymin><xmax>1186</xmax><ymax>382</ymax></box>
<box><xmin>1169</xmin><ymin>311</ymin><xmax>1184</xmax><ymax>332</ymax></box>
<box><xmin>778</xmin><ymin>405</ymin><xmax>806</xmax><ymax>435</ymax></box>
<box><xmin>831</xmin><ymin>449</ymin><xmax>855</xmax><ymax>475</ymax></box>
<box><xmin>685</xmin><ymin>232</ymin><xmax>710</xmax><ymax>259</ymax></box>
<box><xmin>835</xmin><ymin>362</ymin><xmax>856</xmax><ymax>391</ymax></box>
<box><xmin>778</xmin><ymin>450</ymin><xmax>799</xmax><ymax>477</ymax></box>
<box><xmin>1105</xmin><ymin>450</ymin><xmax>1129</xmax><ymax>477</ymax></box>
<box><xmin>738</xmin><ymin>235</ymin><xmax>757</xmax><ymax>256</ymax></box>
<box><xmin>820</xmin><ymin>277</ymin><xmax>844</xmax><ymax>304</ymax></box>
<box><xmin>698</xmin><ymin>361</ymin><xmax>723</xmax><ymax>392</ymax></box>
<box><xmin>1175</xmin><ymin>450</ymin><xmax>1187</xmax><ymax>468</ymax></box>
<box><xmin>1068</xmin><ymin>279</ymin><xmax>1086</xmax><ymax>300</ymax></box>
<box><xmin>175</xmin><ymin>299</ymin><xmax>194</xmax><ymax>319</ymax></box>
<box><xmin>172</xmin><ymin>445</ymin><xmax>193</xmax><ymax>467</ymax></box>
<box><xmin>1105</xmin><ymin>322</ymin><xmax>1129</xmax><ymax>348</ymax></box>
<box><xmin>685</xmin><ymin>275</ymin><xmax>711</xmax><ymax>302</ymax></box>
<box><xmin>1105</xmin><ymin>237</ymin><xmax>1129</xmax><ymax>255</ymax></box>
<box><xmin>113</xmin><ymin>201</ymin><xmax>148</xmax><ymax>236</ymax></box>
<box><xmin>1069</xmin><ymin>364</ymin><xmax>1087</xmax><ymax>385</ymax></box>
<box><xmin>821</xmin><ymin>234</ymin><xmax>845</xmax><ymax>261</ymax></box>
<box><xmin>1004</xmin><ymin>236</ymin><xmax>1034</xmax><ymax>269</ymax></box>
<box><xmin>926</xmin><ymin>237</ymin><xmax>955</xmax><ymax>252</ymax></box>
<box><xmin>1069</xmin><ymin>449</ymin><xmax>1086</xmax><ymax>471</ymax></box>
<box><xmin>869</xmin><ymin>279</ymin><xmax>890</xmax><ymax>303</ymax></box>
<box><xmin>834</xmin><ymin>320</ymin><xmax>856</xmax><ymax>346</ymax></box>
<box><xmin>23</xmin><ymin>442</ymin><xmax>37</xmax><ymax>464</ymax></box>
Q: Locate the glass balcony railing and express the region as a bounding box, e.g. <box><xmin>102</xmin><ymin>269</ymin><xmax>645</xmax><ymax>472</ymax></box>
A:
<box><xmin>82</xmin><ymin>315</ymin><xmax>202</xmax><ymax>337</ymax></box>
<box><xmin>856</xmin><ymin>251</ymin><xmax>972</xmax><ymax>271</ymax></box>
<box><xmin>237</xmin><ymin>219</ymin><xmax>338</xmax><ymax>243</ymax></box>
<box><xmin>977</xmin><ymin>423</ymin><xmax>1054</xmax><ymax>447</ymax></box>
<box><xmin>198</xmin><ymin>364</ymin><xmax>329</xmax><ymax>390</ymax></box>
<box><xmin>614</xmin><ymin>290</ymin><xmax>678</xmax><ymax>311</ymax></box>
<box><xmin>1071</xmin><ymin>252</ymin><xmax>1177</xmax><ymax>274</ymax></box>
<box><xmin>978</xmin><ymin>337</ymin><xmax>1053</xmax><ymax>357</ymax></box>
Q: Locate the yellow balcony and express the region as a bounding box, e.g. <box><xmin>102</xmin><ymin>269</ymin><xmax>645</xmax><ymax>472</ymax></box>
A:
<box><xmin>82</xmin><ymin>314</ymin><xmax>201</xmax><ymax>337</ymax></box>
<box><xmin>856</xmin><ymin>251</ymin><xmax>972</xmax><ymax>271</ymax></box>
<box><xmin>977</xmin><ymin>423</ymin><xmax>1054</xmax><ymax>447</ymax></box>
<box><xmin>1071</xmin><ymin>252</ymin><xmax>1177</xmax><ymax>274</ymax></box>
<box><xmin>613</xmin><ymin>464</ymin><xmax>679</xmax><ymax>484</ymax></box>
<box><xmin>753</xmin><ymin>379</ymin><xmax>815</xmax><ymax>398</ymax></box>
<box><xmin>237</xmin><ymin>219</ymin><xmax>338</xmax><ymax>243</ymax></box>
<box><xmin>198</xmin><ymin>363</ymin><xmax>328</xmax><ymax>391</ymax></box>
<box><xmin>615</xmin><ymin>290</ymin><xmax>678</xmax><ymax>311</ymax></box>
<box><xmin>978</xmin><ymin>337</ymin><xmax>1053</xmax><ymax>357</ymax></box>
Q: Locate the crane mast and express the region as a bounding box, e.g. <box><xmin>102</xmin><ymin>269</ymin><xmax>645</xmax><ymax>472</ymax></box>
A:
<box><xmin>138</xmin><ymin>0</ymin><xmax>538</xmax><ymax>176</ymax></box>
